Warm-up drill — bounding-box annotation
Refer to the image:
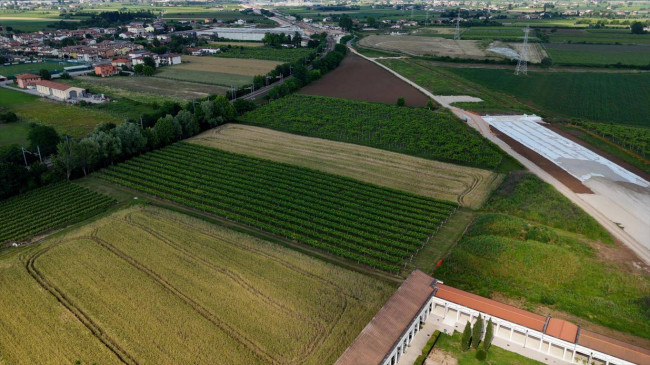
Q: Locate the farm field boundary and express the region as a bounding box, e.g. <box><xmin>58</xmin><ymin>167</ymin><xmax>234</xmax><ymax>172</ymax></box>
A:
<box><xmin>191</xmin><ymin>124</ymin><xmax>502</xmax><ymax>208</ymax></box>
<box><xmin>99</xmin><ymin>142</ymin><xmax>458</xmax><ymax>272</ymax></box>
<box><xmin>0</xmin><ymin>205</ymin><xmax>394</xmax><ymax>364</ymax></box>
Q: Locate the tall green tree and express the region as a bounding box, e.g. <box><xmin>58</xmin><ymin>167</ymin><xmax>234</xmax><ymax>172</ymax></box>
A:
<box><xmin>113</xmin><ymin>122</ymin><xmax>147</xmax><ymax>157</ymax></box>
<box><xmin>54</xmin><ymin>138</ymin><xmax>78</xmax><ymax>180</ymax></box>
<box><xmin>339</xmin><ymin>15</ymin><xmax>353</xmax><ymax>31</ymax></box>
<box><xmin>631</xmin><ymin>22</ymin><xmax>645</xmax><ymax>34</ymax></box>
<box><xmin>483</xmin><ymin>318</ymin><xmax>494</xmax><ymax>352</ymax></box>
<box><xmin>75</xmin><ymin>138</ymin><xmax>99</xmax><ymax>176</ymax></box>
<box><xmin>174</xmin><ymin>110</ymin><xmax>199</xmax><ymax>138</ymax></box>
<box><xmin>28</xmin><ymin>125</ymin><xmax>60</xmax><ymax>156</ymax></box>
<box><xmin>154</xmin><ymin>115</ymin><xmax>182</xmax><ymax>146</ymax></box>
<box><xmin>38</xmin><ymin>69</ymin><xmax>52</xmax><ymax>80</ymax></box>
<box><xmin>461</xmin><ymin>321</ymin><xmax>472</xmax><ymax>351</ymax></box>
<box><xmin>472</xmin><ymin>314</ymin><xmax>484</xmax><ymax>349</ymax></box>
<box><xmin>86</xmin><ymin>131</ymin><xmax>121</xmax><ymax>166</ymax></box>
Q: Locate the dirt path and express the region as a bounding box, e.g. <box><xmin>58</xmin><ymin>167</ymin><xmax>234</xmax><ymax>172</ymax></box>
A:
<box><xmin>352</xmin><ymin>46</ymin><xmax>650</xmax><ymax>265</ymax></box>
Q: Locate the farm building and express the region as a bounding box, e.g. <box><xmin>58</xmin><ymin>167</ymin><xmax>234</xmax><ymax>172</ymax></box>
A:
<box><xmin>34</xmin><ymin>80</ymin><xmax>86</xmax><ymax>101</ymax></box>
<box><xmin>336</xmin><ymin>270</ymin><xmax>650</xmax><ymax>365</ymax></box>
<box><xmin>197</xmin><ymin>25</ymin><xmax>303</xmax><ymax>41</ymax></box>
<box><xmin>94</xmin><ymin>63</ymin><xmax>118</xmax><ymax>77</ymax></box>
<box><xmin>15</xmin><ymin>73</ymin><xmax>41</xmax><ymax>88</ymax></box>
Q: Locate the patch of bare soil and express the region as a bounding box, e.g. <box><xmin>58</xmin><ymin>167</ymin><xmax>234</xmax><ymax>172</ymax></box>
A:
<box><xmin>300</xmin><ymin>53</ymin><xmax>430</xmax><ymax>106</ymax></box>
<box><xmin>426</xmin><ymin>348</ymin><xmax>458</xmax><ymax>365</ymax></box>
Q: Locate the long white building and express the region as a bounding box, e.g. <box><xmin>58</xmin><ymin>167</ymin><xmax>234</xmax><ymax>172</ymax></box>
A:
<box><xmin>196</xmin><ymin>25</ymin><xmax>303</xmax><ymax>41</ymax></box>
<box><xmin>336</xmin><ymin>270</ymin><xmax>650</xmax><ymax>365</ymax></box>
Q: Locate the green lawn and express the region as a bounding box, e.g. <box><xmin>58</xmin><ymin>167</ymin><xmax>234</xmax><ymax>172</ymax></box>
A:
<box><xmin>154</xmin><ymin>68</ymin><xmax>252</xmax><ymax>87</ymax></box>
<box><xmin>0</xmin><ymin>61</ymin><xmax>80</xmax><ymax>77</ymax></box>
<box><xmin>215</xmin><ymin>46</ymin><xmax>316</xmax><ymax>63</ymax></box>
<box><xmin>446</xmin><ymin>68</ymin><xmax>650</xmax><ymax>126</ymax></box>
<box><xmin>435</xmin><ymin>173</ymin><xmax>650</xmax><ymax>340</ymax></box>
<box><xmin>378</xmin><ymin>59</ymin><xmax>533</xmax><ymax>115</ymax></box>
<box><xmin>0</xmin><ymin>88</ymin><xmax>122</xmax><ymax>138</ymax></box>
<box><xmin>0</xmin><ymin>121</ymin><xmax>31</xmax><ymax>147</ymax></box>
<box><xmin>434</xmin><ymin>332</ymin><xmax>543</xmax><ymax>365</ymax></box>
<box><xmin>545</xmin><ymin>43</ymin><xmax>650</xmax><ymax>66</ymax></box>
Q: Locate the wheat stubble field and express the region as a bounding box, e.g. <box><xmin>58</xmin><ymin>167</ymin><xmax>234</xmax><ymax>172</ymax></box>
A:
<box><xmin>191</xmin><ymin>124</ymin><xmax>502</xmax><ymax>208</ymax></box>
<box><xmin>0</xmin><ymin>206</ymin><xmax>393</xmax><ymax>365</ymax></box>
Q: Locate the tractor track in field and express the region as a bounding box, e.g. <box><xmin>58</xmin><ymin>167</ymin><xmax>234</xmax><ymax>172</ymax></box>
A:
<box><xmin>87</xmin><ymin>229</ymin><xmax>278</xmax><ymax>364</ymax></box>
<box><xmin>21</xmin><ymin>242</ymin><xmax>138</xmax><ymax>365</ymax></box>
<box><xmin>457</xmin><ymin>173</ymin><xmax>481</xmax><ymax>206</ymax></box>
<box><xmin>122</xmin><ymin>214</ymin><xmax>324</xmax><ymax>329</ymax></box>
<box><xmin>140</xmin><ymin>208</ymin><xmax>352</xmax><ymax>364</ymax></box>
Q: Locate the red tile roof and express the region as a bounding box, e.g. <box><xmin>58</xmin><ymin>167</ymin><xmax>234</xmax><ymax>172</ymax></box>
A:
<box><xmin>34</xmin><ymin>80</ymin><xmax>74</xmax><ymax>91</ymax></box>
<box><xmin>578</xmin><ymin>329</ymin><xmax>650</xmax><ymax>365</ymax></box>
<box><xmin>544</xmin><ymin>318</ymin><xmax>578</xmax><ymax>343</ymax></box>
<box><xmin>335</xmin><ymin>270</ymin><xmax>436</xmax><ymax>365</ymax></box>
<box><xmin>434</xmin><ymin>284</ymin><xmax>547</xmax><ymax>332</ymax></box>
<box><xmin>15</xmin><ymin>73</ymin><xmax>40</xmax><ymax>80</ymax></box>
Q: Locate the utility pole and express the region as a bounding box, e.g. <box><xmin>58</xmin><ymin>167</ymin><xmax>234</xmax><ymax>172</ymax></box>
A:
<box><xmin>21</xmin><ymin>147</ymin><xmax>28</xmax><ymax>167</ymax></box>
<box><xmin>140</xmin><ymin>116</ymin><xmax>144</xmax><ymax>129</ymax></box>
<box><xmin>515</xmin><ymin>26</ymin><xmax>530</xmax><ymax>75</ymax></box>
<box><xmin>37</xmin><ymin>146</ymin><xmax>42</xmax><ymax>163</ymax></box>
<box><xmin>454</xmin><ymin>9</ymin><xmax>461</xmax><ymax>41</ymax></box>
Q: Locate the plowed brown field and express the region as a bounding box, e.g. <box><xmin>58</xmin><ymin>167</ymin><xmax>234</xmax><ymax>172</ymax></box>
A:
<box><xmin>300</xmin><ymin>53</ymin><xmax>429</xmax><ymax>106</ymax></box>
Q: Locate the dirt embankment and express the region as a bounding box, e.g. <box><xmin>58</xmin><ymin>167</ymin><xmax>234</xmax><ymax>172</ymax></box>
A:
<box><xmin>300</xmin><ymin>53</ymin><xmax>430</xmax><ymax>106</ymax></box>
<box><xmin>490</xmin><ymin>125</ymin><xmax>593</xmax><ymax>194</ymax></box>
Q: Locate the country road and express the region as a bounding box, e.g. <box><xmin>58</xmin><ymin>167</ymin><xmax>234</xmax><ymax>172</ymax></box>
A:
<box><xmin>349</xmin><ymin>46</ymin><xmax>650</xmax><ymax>265</ymax></box>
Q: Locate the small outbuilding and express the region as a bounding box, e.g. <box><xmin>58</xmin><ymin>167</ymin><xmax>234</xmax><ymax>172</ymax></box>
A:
<box><xmin>15</xmin><ymin>73</ymin><xmax>42</xmax><ymax>88</ymax></box>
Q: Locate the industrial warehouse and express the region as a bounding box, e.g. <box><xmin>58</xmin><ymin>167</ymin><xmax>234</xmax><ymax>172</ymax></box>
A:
<box><xmin>336</xmin><ymin>270</ymin><xmax>650</xmax><ymax>365</ymax></box>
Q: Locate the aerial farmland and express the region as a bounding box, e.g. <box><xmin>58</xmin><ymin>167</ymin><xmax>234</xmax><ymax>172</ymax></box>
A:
<box><xmin>0</xmin><ymin>1</ymin><xmax>649</xmax><ymax>364</ymax></box>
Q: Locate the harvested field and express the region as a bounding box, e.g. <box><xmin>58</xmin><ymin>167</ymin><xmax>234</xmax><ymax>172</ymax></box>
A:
<box><xmin>173</xmin><ymin>56</ymin><xmax>281</xmax><ymax>76</ymax></box>
<box><xmin>155</xmin><ymin>56</ymin><xmax>281</xmax><ymax>87</ymax></box>
<box><xmin>73</xmin><ymin>76</ymin><xmax>228</xmax><ymax>101</ymax></box>
<box><xmin>191</xmin><ymin>124</ymin><xmax>502</xmax><ymax>208</ymax></box>
<box><xmin>0</xmin><ymin>205</ymin><xmax>394</xmax><ymax>364</ymax></box>
<box><xmin>300</xmin><ymin>53</ymin><xmax>429</xmax><ymax>106</ymax></box>
<box><xmin>358</xmin><ymin>35</ymin><xmax>501</xmax><ymax>60</ymax></box>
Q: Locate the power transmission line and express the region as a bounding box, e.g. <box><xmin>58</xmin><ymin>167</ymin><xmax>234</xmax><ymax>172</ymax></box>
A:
<box><xmin>515</xmin><ymin>26</ymin><xmax>530</xmax><ymax>75</ymax></box>
<box><xmin>454</xmin><ymin>9</ymin><xmax>461</xmax><ymax>41</ymax></box>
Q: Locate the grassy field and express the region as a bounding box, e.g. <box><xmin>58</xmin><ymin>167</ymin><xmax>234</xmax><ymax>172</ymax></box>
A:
<box><xmin>0</xmin><ymin>61</ymin><xmax>80</xmax><ymax>77</ymax></box>
<box><xmin>447</xmin><ymin>67</ymin><xmax>650</xmax><ymax>126</ymax></box>
<box><xmin>433</xmin><ymin>332</ymin><xmax>543</xmax><ymax>364</ymax></box>
<box><xmin>546</xmin><ymin>28</ymin><xmax>650</xmax><ymax>45</ymax></box>
<box><xmin>544</xmin><ymin>43</ymin><xmax>650</xmax><ymax>66</ymax></box>
<box><xmin>239</xmin><ymin>95</ymin><xmax>506</xmax><ymax>169</ymax></box>
<box><xmin>191</xmin><ymin>124</ymin><xmax>503</xmax><ymax>209</ymax></box>
<box><xmin>0</xmin><ymin>121</ymin><xmax>30</xmax><ymax>146</ymax></box>
<box><xmin>209</xmin><ymin>41</ymin><xmax>265</xmax><ymax>48</ymax></box>
<box><xmin>101</xmin><ymin>142</ymin><xmax>458</xmax><ymax>272</ymax></box>
<box><xmin>0</xmin><ymin>205</ymin><xmax>394</xmax><ymax>364</ymax></box>
<box><xmin>215</xmin><ymin>46</ymin><xmax>316</xmax><ymax>63</ymax></box>
<box><xmin>0</xmin><ymin>18</ymin><xmax>80</xmax><ymax>32</ymax></box>
<box><xmin>0</xmin><ymin>88</ymin><xmax>122</xmax><ymax>138</ymax></box>
<box><xmin>154</xmin><ymin>56</ymin><xmax>281</xmax><ymax>87</ymax></box>
<box><xmin>378</xmin><ymin>58</ymin><xmax>532</xmax><ymax>115</ymax></box>
<box><xmin>435</xmin><ymin>173</ymin><xmax>650</xmax><ymax>340</ymax></box>
<box><xmin>62</xmin><ymin>76</ymin><xmax>228</xmax><ymax>102</ymax></box>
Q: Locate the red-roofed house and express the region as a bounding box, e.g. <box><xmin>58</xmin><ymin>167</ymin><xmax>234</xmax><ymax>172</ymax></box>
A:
<box><xmin>34</xmin><ymin>80</ymin><xmax>86</xmax><ymax>101</ymax></box>
<box><xmin>94</xmin><ymin>64</ymin><xmax>118</xmax><ymax>77</ymax></box>
<box><xmin>15</xmin><ymin>73</ymin><xmax>41</xmax><ymax>88</ymax></box>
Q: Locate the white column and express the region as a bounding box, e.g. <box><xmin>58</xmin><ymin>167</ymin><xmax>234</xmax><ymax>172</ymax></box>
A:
<box><xmin>509</xmin><ymin>328</ymin><xmax>514</xmax><ymax>341</ymax></box>
<box><xmin>523</xmin><ymin>331</ymin><xmax>528</xmax><ymax>348</ymax></box>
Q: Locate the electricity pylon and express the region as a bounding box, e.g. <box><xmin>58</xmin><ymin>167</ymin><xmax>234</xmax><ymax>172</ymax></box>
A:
<box><xmin>453</xmin><ymin>9</ymin><xmax>461</xmax><ymax>40</ymax></box>
<box><xmin>515</xmin><ymin>26</ymin><xmax>531</xmax><ymax>75</ymax></box>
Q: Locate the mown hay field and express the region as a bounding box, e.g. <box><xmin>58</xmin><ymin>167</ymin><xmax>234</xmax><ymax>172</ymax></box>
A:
<box><xmin>358</xmin><ymin>35</ymin><xmax>500</xmax><ymax>60</ymax></box>
<box><xmin>0</xmin><ymin>206</ymin><xmax>394</xmax><ymax>364</ymax></box>
<box><xmin>154</xmin><ymin>56</ymin><xmax>281</xmax><ymax>87</ymax></box>
<box><xmin>191</xmin><ymin>124</ymin><xmax>503</xmax><ymax>208</ymax></box>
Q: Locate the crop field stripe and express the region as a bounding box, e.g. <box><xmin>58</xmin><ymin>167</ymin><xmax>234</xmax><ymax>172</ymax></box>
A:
<box><xmin>0</xmin><ymin>182</ymin><xmax>115</xmax><ymax>243</ymax></box>
<box><xmin>169</xmin><ymin>143</ymin><xmax>456</xmax><ymax>211</ymax></box>
<box><xmin>138</xmin><ymin>149</ymin><xmax>445</xmax><ymax>228</ymax></box>
<box><xmin>22</xmin><ymin>243</ymin><xmax>137</xmax><ymax>364</ymax></box>
<box><xmin>101</xmin><ymin>143</ymin><xmax>457</xmax><ymax>272</ymax></box>
<box><xmin>86</xmin><ymin>230</ymin><xmax>277</xmax><ymax>363</ymax></box>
